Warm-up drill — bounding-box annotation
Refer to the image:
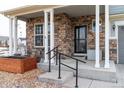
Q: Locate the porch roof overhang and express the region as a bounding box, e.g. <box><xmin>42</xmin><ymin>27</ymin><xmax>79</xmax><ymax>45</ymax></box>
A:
<box><xmin>0</xmin><ymin>5</ymin><xmax>64</xmax><ymax>17</ymax></box>
<box><xmin>110</xmin><ymin>14</ymin><xmax>124</xmax><ymax>21</ymax></box>
<box><xmin>0</xmin><ymin>5</ymin><xmax>105</xmax><ymax>21</ymax></box>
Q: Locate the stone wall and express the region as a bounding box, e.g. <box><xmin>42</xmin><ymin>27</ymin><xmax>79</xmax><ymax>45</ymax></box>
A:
<box><xmin>110</xmin><ymin>39</ymin><xmax>117</xmax><ymax>63</ymax></box>
<box><xmin>54</xmin><ymin>13</ymin><xmax>73</xmax><ymax>55</ymax></box>
<box><xmin>26</xmin><ymin>13</ymin><xmax>117</xmax><ymax>62</ymax></box>
<box><xmin>26</xmin><ymin>13</ymin><xmax>73</xmax><ymax>59</ymax></box>
<box><xmin>26</xmin><ymin>17</ymin><xmax>44</xmax><ymax>60</ymax></box>
<box><xmin>71</xmin><ymin>15</ymin><xmax>105</xmax><ymax>49</ymax></box>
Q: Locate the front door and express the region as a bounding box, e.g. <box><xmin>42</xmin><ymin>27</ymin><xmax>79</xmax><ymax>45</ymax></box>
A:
<box><xmin>118</xmin><ymin>25</ymin><xmax>124</xmax><ymax>64</ymax></box>
<box><xmin>74</xmin><ymin>26</ymin><xmax>87</xmax><ymax>53</ymax></box>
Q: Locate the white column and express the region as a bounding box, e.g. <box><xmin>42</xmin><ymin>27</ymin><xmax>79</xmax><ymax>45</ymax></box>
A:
<box><xmin>104</xmin><ymin>5</ymin><xmax>110</xmax><ymax>68</ymax></box>
<box><xmin>9</xmin><ymin>18</ymin><xmax>13</xmax><ymax>56</ymax></box>
<box><xmin>44</xmin><ymin>11</ymin><xmax>49</xmax><ymax>63</ymax></box>
<box><xmin>95</xmin><ymin>5</ymin><xmax>100</xmax><ymax>68</ymax></box>
<box><xmin>13</xmin><ymin>17</ymin><xmax>18</xmax><ymax>54</ymax></box>
<box><xmin>50</xmin><ymin>9</ymin><xmax>55</xmax><ymax>63</ymax></box>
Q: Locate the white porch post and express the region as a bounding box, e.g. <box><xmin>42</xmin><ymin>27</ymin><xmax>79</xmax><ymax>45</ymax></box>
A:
<box><xmin>95</xmin><ymin>5</ymin><xmax>100</xmax><ymax>68</ymax></box>
<box><xmin>44</xmin><ymin>11</ymin><xmax>49</xmax><ymax>63</ymax></box>
<box><xmin>9</xmin><ymin>18</ymin><xmax>13</xmax><ymax>56</ymax></box>
<box><xmin>13</xmin><ymin>17</ymin><xmax>18</xmax><ymax>54</ymax></box>
<box><xmin>50</xmin><ymin>9</ymin><xmax>55</xmax><ymax>63</ymax></box>
<box><xmin>104</xmin><ymin>5</ymin><xmax>110</xmax><ymax>68</ymax></box>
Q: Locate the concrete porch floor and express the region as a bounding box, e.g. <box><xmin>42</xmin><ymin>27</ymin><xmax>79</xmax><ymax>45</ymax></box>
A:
<box><xmin>37</xmin><ymin>64</ymin><xmax>124</xmax><ymax>88</ymax></box>
<box><xmin>38</xmin><ymin>58</ymin><xmax>117</xmax><ymax>83</ymax></box>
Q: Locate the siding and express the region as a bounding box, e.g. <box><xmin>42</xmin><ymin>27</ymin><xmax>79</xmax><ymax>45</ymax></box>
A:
<box><xmin>110</xmin><ymin>5</ymin><xmax>124</xmax><ymax>15</ymax></box>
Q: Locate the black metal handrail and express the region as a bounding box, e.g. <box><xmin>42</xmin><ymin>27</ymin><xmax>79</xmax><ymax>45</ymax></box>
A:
<box><xmin>59</xmin><ymin>52</ymin><xmax>86</xmax><ymax>64</ymax></box>
<box><xmin>47</xmin><ymin>45</ymin><xmax>86</xmax><ymax>88</ymax></box>
<box><xmin>46</xmin><ymin>45</ymin><xmax>59</xmax><ymax>54</ymax></box>
<box><xmin>58</xmin><ymin>52</ymin><xmax>86</xmax><ymax>88</ymax></box>
<box><xmin>46</xmin><ymin>45</ymin><xmax>59</xmax><ymax>72</ymax></box>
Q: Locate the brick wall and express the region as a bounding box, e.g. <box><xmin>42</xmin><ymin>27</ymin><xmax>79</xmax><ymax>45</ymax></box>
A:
<box><xmin>26</xmin><ymin>13</ymin><xmax>117</xmax><ymax>62</ymax></box>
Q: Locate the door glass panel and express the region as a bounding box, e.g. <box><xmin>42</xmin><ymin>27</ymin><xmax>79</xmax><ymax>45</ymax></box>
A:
<box><xmin>75</xmin><ymin>40</ymin><xmax>79</xmax><ymax>52</ymax></box>
<box><xmin>74</xmin><ymin>26</ymin><xmax>87</xmax><ymax>53</ymax></box>
<box><xmin>79</xmin><ymin>40</ymin><xmax>86</xmax><ymax>53</ymax></box>
<box><xmin>76</xmin><ymin>28</ymin><xmax>79</xmax><ymax>39</ymax></box>
<box><xmin>80</xmin><ymin>27</ymin><xmax>86</xmax><ymax>39</ymax></box>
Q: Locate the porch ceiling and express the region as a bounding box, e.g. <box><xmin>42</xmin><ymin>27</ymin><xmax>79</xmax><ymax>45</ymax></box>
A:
<box><xmin>17</xmin><ymin>5</ymin><xmax>105</xmax><ymax>21</ymax></box>
<box><xmin>55</xmin><ymin>5</ymin><xmax>105</xmax><ymax>17</ymax></box>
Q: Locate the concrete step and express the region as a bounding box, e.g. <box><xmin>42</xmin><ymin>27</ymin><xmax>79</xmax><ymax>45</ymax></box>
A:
<box><xmin>37</xmin><ymin>61</ymin><xmax>117</xmax><ymax>83</ymax></box>
<box><xmin>38</xmin><ymin>70</ymin><xmax>73</xmax><ymax>84</ymax></box>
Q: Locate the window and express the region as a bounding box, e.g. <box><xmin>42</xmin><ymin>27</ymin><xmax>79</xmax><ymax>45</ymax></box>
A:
<box><xmin>34</xmin><ymin>24</ymin><xmax>44</xmax><ymax>47</ymax></box>
<box><xmin>34</xmin><ymin>23</ymin><xmax>50</xmax><ymax>47</ymax></box>
<box><xmin>92</xmin><ymin>19</ymin><xmax>102</xmax><ymax>32</ymax></box>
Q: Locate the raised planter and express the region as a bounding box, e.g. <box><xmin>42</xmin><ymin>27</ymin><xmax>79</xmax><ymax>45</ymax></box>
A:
<box><xmin>0</xmin><ymin>56</ymin><xmax>37</xmax><ymax>74</ymax></box>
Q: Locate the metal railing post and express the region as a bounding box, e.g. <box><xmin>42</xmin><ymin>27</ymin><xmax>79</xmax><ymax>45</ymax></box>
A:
<box><xmin>48</xmin><ymin>52</ymin><xmax>51</xmax><ymax>72</ymax></box>
<box><xmin>56</xmin><ymin>47</ymin><xmax>58</xmax><ymax>65</ymax></box>
<box><xmin>58</xmin><ymin>53</ymin><xmax>61</xmax><ymax>79</ymax></box>
<box><xmin>75</xmin><ymin>60</ymin><xmax>78</xmax><ymax>88</ymax></box>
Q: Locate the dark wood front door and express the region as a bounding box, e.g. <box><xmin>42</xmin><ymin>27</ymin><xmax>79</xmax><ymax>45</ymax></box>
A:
<box><xmin>74</xmin><ymin>26</ymin><xmax>87</xmax><ymax>53</ymax></box>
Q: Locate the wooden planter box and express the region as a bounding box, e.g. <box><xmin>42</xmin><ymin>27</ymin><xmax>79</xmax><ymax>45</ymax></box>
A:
<box><xmin>0</xmin><ymin>57</ymin><xmax>37</xmax><ymax>74</ymax></box>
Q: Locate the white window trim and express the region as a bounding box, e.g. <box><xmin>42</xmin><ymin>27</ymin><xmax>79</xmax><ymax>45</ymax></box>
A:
<box><xmin>34</xmin><ymin>23</ymin><xmax>50</xmax><ymax>48</ymax></box>
<box><xmin>34</xmin><ymin>23</ymin><xmax>45</xmax><ymax>48</ymax></box>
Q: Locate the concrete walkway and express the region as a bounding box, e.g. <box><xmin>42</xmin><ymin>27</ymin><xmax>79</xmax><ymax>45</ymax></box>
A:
<box><xmin>63</xmin><ymin>64</ymin><xmax>124</xmax><ymax>88</ymax></box>
<box><xmin>63</xmin><ymin>77</ymin><xmax>117</xmax><ymax>88</ymax></box>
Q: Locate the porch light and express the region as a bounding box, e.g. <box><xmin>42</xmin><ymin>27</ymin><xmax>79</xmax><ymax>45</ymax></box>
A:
<box><xmin>99</xmin><ymin>23</ymin><xmax>102</xmax><ymax>26</ymax></box>
<box><xmin>99</xmin><ymin>20</ymin><xmax>102</xmax><ymax>26</ymax></box>
<box><xmin>112</xmin><ymin>24</ymin><xmax>116</xmax><ymax>31</ymax></box>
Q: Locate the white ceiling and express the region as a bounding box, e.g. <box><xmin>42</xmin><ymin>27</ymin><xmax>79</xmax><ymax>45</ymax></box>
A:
<box><xmin>55</xmin><ymin>5</ymin><xmax>104</xmax><ymax>17</ymax></box>
<box><xmin>18</xmin><ymin>5</ymin><xmax>105</xmax><ymax>21</ymax></box>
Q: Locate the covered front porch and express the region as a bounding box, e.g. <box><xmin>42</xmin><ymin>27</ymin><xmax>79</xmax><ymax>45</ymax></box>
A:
<box><xmin>0</xmin><ymin>5</ymin><xmax>117</xmax><ymax>87</ymax></box>
<box><xmin>38</xmin><ymin>57</ymin><xmax>116</xmax><ymax>83</ymax></box>
<box><xmin>5</xmin><ymin>5</ymin><xmax>111</xmax><ymax>68</ymax></box>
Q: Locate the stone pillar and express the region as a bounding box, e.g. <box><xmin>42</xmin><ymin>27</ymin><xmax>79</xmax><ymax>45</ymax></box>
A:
<box><xmin>50</xmin><ymin>9</ymin><xmax>55</xmax><ymax>63</ymax></box>
<box><xmin>95</xmin><ymin>5</ymin><xmax>100</xmax><ymax>68</ymax></box>
<box><xmin>13</xmin><ymin>17</ymin><xmax>18</xmax><ymax>54</ymax></box>
<box><xmin>44</xmin><ymin>11</ymin><xmax>49</xmax><ymax>63</ymax></box>
<box><xmin>104</xmin><ymin>5</ymin><xmax>110</xmax><ymax>68</ymax></box>
<box><xmin>9</xmin><ymin>18</ymin><xmax>13</xmax><ymax>56</ymax></box>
